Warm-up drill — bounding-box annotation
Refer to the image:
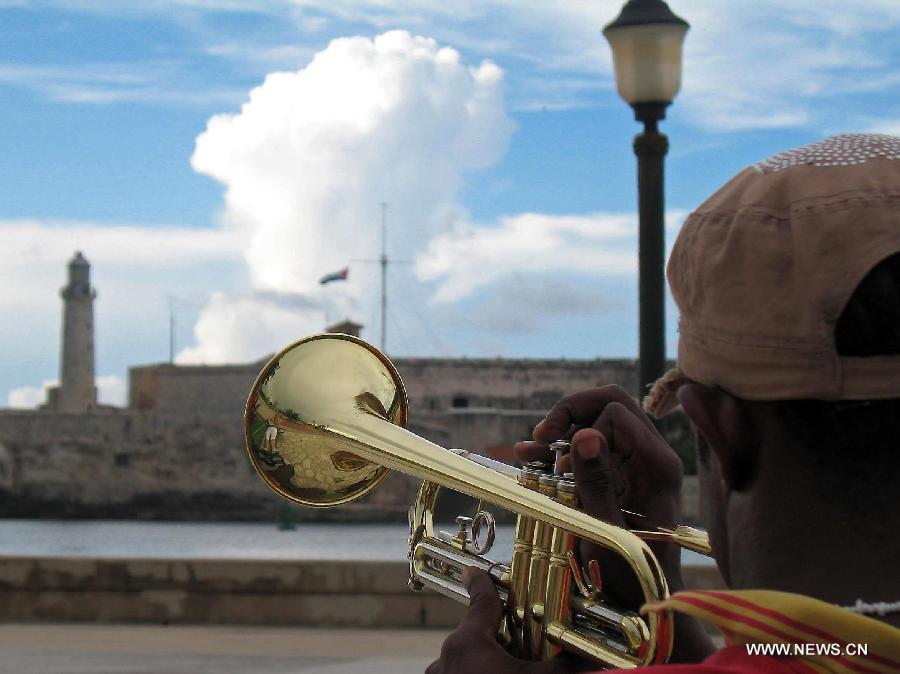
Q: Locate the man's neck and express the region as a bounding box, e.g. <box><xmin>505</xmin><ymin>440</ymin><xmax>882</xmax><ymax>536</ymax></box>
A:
<box><xmin>727</xmin><ymin>489</ymin><xmax>900</xmax><ymax>628</ymax></box>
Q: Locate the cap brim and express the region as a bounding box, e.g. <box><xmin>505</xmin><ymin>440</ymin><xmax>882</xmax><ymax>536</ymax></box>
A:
<box><xmin>642</xmin><ymin>368</ymin><xmax>690</xmax><ymax>418</ymax></box>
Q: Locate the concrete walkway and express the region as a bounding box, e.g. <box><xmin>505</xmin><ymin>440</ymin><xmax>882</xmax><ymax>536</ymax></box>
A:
<box><xmin>0</xmin><ymin>624</ymin><xmax>449</xmax><ymax>674</ymax></box>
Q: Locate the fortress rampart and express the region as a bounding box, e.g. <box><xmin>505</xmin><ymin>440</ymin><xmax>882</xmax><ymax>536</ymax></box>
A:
<box><xmin>0</xmin><ymin>354</ymin><xmax>663</xmax><ymax>520</ymax></box>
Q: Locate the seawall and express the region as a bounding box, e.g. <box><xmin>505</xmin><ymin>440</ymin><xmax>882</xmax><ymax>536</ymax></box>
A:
<box><xmin>0</xmin><ymin>557</ymin><xmax>724</xmax><ymax>628</ymax></box>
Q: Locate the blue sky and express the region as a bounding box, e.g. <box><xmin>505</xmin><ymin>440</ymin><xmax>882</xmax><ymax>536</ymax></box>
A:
<box><xmin>4</xmin><ymin>1</ymin><xmax>900</xmax><ymax>407</ymax></box>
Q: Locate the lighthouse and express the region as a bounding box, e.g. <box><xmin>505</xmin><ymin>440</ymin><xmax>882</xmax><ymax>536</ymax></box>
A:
<box><xmin>46</xmin><ymin>252</ymin><xmax>97</xmax><ymax>412</ymax></box>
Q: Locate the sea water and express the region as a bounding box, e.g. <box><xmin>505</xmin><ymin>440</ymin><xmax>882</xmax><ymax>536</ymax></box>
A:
<box><xmin>0</xmin><ymin>519</ymin><xmax>713</xmax><ymax>565</ymax></box>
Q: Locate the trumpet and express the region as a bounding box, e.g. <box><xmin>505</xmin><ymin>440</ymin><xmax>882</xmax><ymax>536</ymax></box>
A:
<box><xmin>244</xmin><ymin>333</ymin><xmax>710</xmax><ymax>669</ymax></box>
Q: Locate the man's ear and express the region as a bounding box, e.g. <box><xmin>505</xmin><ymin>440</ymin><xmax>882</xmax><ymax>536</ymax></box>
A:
<box><xmin>677</xmin><ymin>383</ymin><xmax>758</xmax><ymax>491</ymax></box>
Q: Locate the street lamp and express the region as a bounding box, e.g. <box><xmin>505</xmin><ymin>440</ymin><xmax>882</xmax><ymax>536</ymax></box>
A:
<box><xmin>604</xmin><ymin>0</ymin><xmax>688</xmax><ymax>399</ymax></box>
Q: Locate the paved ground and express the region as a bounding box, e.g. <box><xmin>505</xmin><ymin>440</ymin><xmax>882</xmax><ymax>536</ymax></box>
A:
<box><xmin>0</xmin><ymin>624</ymin><xmax>450</xmax><ymax>674</ymax></box>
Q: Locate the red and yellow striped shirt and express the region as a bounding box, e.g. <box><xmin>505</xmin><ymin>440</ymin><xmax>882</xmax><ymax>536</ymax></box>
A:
<box><xmin>626</xmin><ymin>590</ymin><xmax>900</xmax><ymax>673</ymax></box>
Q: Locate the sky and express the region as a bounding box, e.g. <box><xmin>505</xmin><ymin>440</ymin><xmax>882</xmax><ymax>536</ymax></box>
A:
<box><xmin>4</xmin><ymin>1</ymin><xmax>900</xmax><ymax>408</ymax></box>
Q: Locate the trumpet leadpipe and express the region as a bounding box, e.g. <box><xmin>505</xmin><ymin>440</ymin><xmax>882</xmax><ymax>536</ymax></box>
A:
<box><xmin>448</xmin><ymin>448</ymin><xmax>710</xmax><ymax>556</ymax></box>
<box><xmin>448</xmin><ymin>449</ymin><xmax>522</xmax><ymax>479</ymax></box>
<box><xmin>628</xmin><ymin>524</ymin><xmax>712</xmax><ymax>555</ymax></box>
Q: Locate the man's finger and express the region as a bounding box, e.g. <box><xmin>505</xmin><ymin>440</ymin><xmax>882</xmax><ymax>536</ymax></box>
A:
<box><xmin>513</xmin><ymin>442</ymin><xmax>574</xmax><ymax>473</ymax></box>
<box><xmin>513</xmin><ymin>440</ymin><xmax>552</xmax><ymax>463</ymax></box>
<box><xmin>534</xmin><ymin>386</ymin><xmax>660</xmax><ymax>444</ymax></box>
<box><xmin>462</xmin><ymin>567</ymin><xmax>504</xmax><ymax>637</ymax></box>
<box><xmin>570</xmin><ymin>429</ymin><xmax>625</xmax><ymax>524</ymax></box>
<box><xmin>593</xmin><ymin>402</ymin><xmax>682</xmax><ymax>481</ymax></box>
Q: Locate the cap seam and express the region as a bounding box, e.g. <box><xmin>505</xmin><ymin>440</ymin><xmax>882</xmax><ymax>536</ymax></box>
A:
<box><xmin>791</xmin><ymin>190</ymin><xmax>900</xmax><ymax>215</ymax></box>
<box><xmin>679</xmin><ymin>324</ymin><xmax>830</xmax><ymax>355</ymax></box>
<box><xmin>692</xmin><ymin>190</ymin><xmax>900</xmax><ymax>222</ymax></box>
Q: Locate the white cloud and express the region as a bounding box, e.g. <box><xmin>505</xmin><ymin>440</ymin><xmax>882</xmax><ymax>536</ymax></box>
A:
<box><xmin>96</xmin><ymin>374</ymin><xmax>127</xmax><ymax>406</ymax></box>
<box><xmin>180</xmin><ymin>29</ymin><xmax>513</xmax><ymax>362</ymax></box>
<box><xmin>417</xmin><ymin>211</ymin><xmax>687</xmax><ymax>303</ymax></box>
<box><xmin>364</xmin><ymin>3</ymin><xmax>900</xmax><ymax>131</ymax></box>
<box><xmin>0</xmin><ymin>219</ymin><xmax>244</xmax><ymax>309</ymax></box>
<box><xmin>193</xmin><ymin>30</ymin><xmax>511</xmax><ymax>293</ymax></box>
<box><xmin>7</xmin><ymin>383</ymin><xmax>49</xmax><ymax>409</ymax></box>
<box><xmin>203</xmin><ymin>42</ymin><xmax>318</xmax><ymax>70</ymax></box>
<box><xmin>12</xmin><ymin>2</ymin><xmax>900</xmax><ymax>129</ymax></box>
<box><xmin>1</xmin><ymin>0</ymin><xmax>290</xmax><ymax>18</ymax></box>
<box><xmin>207</xmin><ymin>1</ymin><xmax>900</xmax><ymax>130</ymax></box>
<box><xmin>0</xmin><ymin>219</ymin><xmax>243</xmax><ymax>268</ymax></box>
<box><xmin>0</xmin><ymin>61</ymin><xmax>244</xmax><ymax>107</ymax></box>
<box><xmin>176</xmin><ymin>291</ymin><xmax>333</xmax><ymax>363</ymax></box>
<box><xmin>7</xmin><ymin>374</ymin><xmax>126</xmax><ymax>408</ymax></box>
<box><xmin>441</xmin><ymin>274</ymin><xmax>614</xmax><ymax>336</ymax></box>
<box><xmin>866</xmin><ymin>120</ymin><xmax>900</xmax><ymax>136</ymax></box>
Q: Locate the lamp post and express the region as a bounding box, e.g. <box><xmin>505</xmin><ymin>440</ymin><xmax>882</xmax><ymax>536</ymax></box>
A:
<box><xmin>604</xmin><ymin>0</ymin><xmax>688</xmax><ymax>398</ymax></box>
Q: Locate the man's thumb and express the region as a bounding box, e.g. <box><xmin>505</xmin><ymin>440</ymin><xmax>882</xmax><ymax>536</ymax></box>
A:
<box><xmin>462</xmin><ymin>567</ymin><xmax>503</xmax><ymax>636</ymax></box>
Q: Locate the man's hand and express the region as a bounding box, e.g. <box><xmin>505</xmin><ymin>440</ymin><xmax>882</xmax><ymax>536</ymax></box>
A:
<box><xmin>429</xmin><ymin>386</ymin><xmax>713</xmax><ymax>673</ymax></box>
<box><xmin>426</xmin><ymin>568</ymin><xmax>587</xmax><ymax>674</ymax></box>
<box><xmin>515</xmin><ymin>385</ymin><xmax>715</xmax><ymax>663</ymax></box>
<box><xmin>516</xmin><ymin>385</ymin><xmax>685</xmax><ymax>592</ymax></box>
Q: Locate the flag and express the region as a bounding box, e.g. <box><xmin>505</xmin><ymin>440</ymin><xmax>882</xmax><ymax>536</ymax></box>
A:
<box><xmin>319</xmin><ymin>267</ymin><xmax>349</xmax><ymax>285</ymax></box>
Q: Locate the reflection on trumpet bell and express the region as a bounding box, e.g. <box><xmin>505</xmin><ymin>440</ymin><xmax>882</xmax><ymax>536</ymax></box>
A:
<box><xmin>245</xmin><ymin>334</ymin><xmax>403</xmax><ymax>506</ymax></box>
<box><xmin>244</xmin><ymin>333</ymin><xmax>710</xmax><ymax>668</ymax></box>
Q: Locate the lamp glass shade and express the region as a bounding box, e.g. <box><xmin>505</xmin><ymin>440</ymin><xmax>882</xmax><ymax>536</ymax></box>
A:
<box><xmin>605</xmin><ymin>22</ymin><xmax>688</xmax><ymax>105</ymax></box>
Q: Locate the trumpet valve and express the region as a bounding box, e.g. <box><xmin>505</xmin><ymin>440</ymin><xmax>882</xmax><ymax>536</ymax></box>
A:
<box><xmin>450</xmin><ymin>516</ymin><xmax>473</xmax><ymax>550</ymax></box>
<box><xmin>518</xmin><ymin>461</ymin><xmax>550</xmax><ymax>490</ymax></box>
<box><xmin>549</xmin><ymin>440</ymin><xmax>571</xmax><ymax>475</ymax></box>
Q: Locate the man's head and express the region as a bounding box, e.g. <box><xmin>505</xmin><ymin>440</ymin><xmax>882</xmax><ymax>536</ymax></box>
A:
<box><xmin>646</xmin><ymin>134</ymin><xmax>900</xmax><ymax>588</ymax></box>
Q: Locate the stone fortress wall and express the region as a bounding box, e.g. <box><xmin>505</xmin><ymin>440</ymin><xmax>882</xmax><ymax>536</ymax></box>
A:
<box><xmin>0</xmin><ymin>255</ymin><xmax>698</xmax><ymax>522</ymax></box>
<box><xmin>0</xmin><ymin>352</ymin><xmax>653</xmax><ymax>521</ymax></box>
<box><xmin>126</xmin><ymin>355</ymin><xmax>639</xmax><ymax>451</ymax></box>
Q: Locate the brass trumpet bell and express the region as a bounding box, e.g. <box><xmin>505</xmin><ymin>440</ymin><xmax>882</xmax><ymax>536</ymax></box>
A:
<box><xmin>245</xmin><ymin>334</ymin><xmax>404</xmax><ymax>506</ymax></box>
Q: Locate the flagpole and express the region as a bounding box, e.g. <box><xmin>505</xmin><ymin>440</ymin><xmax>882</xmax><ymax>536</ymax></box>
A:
<box><xmin>380</xmin><ymin>202</ymin><xmax>388</xmax><ymax>352</ymax></box>
<box><xmin>167</xmin><ymin>295</ymin><xmax>175</xmax><ymax>364</ymax></box>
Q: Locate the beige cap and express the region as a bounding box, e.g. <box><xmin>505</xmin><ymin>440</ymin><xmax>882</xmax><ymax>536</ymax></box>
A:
<box><xmin>645</xmin><ymin>134</ymin><xmax>900</xmax><ymax>417</ymax></box>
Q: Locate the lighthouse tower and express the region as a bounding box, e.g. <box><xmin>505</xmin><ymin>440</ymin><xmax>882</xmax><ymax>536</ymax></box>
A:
<box><xmin>47</xmin><ymin>252</ymin><xmax>97</xmax><ymax>412</ymax></box>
